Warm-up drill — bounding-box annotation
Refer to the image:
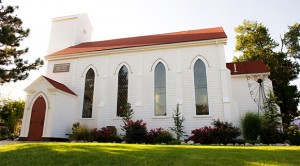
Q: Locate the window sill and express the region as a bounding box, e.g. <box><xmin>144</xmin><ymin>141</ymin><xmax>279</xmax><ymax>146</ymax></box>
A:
<box><xmin>193</xmin><ymin>115</ymin><xmax>212</xmax><ymax>118</ymax></box>
<box><xmin>113</xmin><ymin>117</ymin><xmax>123</xmax><ymax>120</ymax></box>
<box><xmin>152</xmin><ymin>116</ymin><xmax>170</xmax><ymax>119</ymax></box>
<box><xmin>79</xmin><ymin>118</ymin><xmax>94</xmax><ymax>120</ymax></box>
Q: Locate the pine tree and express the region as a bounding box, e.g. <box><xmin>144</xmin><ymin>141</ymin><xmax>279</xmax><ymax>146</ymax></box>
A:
<box><xmin>170</xmin><ymin>104</ymin><xmax>186</xmax><ymax>140</ymax></box>
<box><xmin>0</xmin><ymin>4</ymin><xmax>43</xmax><ymax>84</ymax></box>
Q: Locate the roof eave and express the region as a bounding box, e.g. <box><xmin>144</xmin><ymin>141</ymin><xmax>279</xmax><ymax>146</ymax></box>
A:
<box><xmin>45</xmin><ymin>38</ymin><xmax>227</xmax><ymax>61</ymax></box>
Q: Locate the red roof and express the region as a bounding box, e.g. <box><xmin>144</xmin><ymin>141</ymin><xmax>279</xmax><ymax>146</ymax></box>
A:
<box><xmin>43</xmin><ymin>76</ymin><xmax>77</xmax><ymax>96</ymax></box>
<box><xmin>48</xmin><ymin>27</ymin><xmax>227</xmax><ymax>56</ymax></box>
<box><xmin>226</xmin><ymin>61</ymin><xmax>270</xmax><ymax>75</ymax></box>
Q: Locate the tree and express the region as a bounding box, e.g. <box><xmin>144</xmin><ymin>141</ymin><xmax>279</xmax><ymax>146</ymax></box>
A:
<box><xmin>0</xmin><ymin>99</ymin><xmax>25</xmax><ymax>139</ymax></box>
<box><xmin>234</xmin><ymin>20</ymin><xmax>300</xmax><ymax>125</ymax></box>
<box><xmin>0</xmin><ymin>4</ymin><xmax>43</xmax><ymax>84</ymax></box>
<box><xmin>170</xmin><ymin>104</ymin><xmax>186</xmax><ymax>140</ymax></box>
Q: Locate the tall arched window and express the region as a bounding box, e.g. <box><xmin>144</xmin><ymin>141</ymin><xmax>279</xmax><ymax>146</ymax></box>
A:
<box><xmin>82</xmin><ymin>68</ymin><xmax>95</xmax><ymax>118</ymax></box>
<box><xmin>154</xmin><ymin>62</ymin><xmax>166</xmax><ymax>116</ymax></box>
<box><xmin>194</xmin><ymin>59</ymin><xmax>209</xmax><ymax>115</ymax></box>
<box><xmin>117</xmin><ymin>65</ymin><xmax>128</xmax><ymax>117</ymax></box>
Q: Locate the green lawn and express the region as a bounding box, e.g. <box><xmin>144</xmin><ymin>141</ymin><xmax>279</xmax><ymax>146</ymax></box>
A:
<box><xmin>0</xmin><ymin>143</ymin><xmax>299</xmax><ymax>166</ymax></box>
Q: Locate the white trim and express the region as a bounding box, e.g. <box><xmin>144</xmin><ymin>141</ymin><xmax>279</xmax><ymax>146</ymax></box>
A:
<box><xmin>189</xmin><ymin>54</ymin><xmax>210</xmax><ymax>69</ymax></box>
<box><xmin>114</xmin><ymin>61</ymin><xmax>133</xmax><ymax>74</ymax></box>
<box><xmin>150</xmin><ymin>58</ymin><xmax>170</xmax><ymax>72</ymax></box>
<box><xmin>191</xmin><ymin>58</ymin><xmax>211</xmax><ymax>116</ymax></box>
<box><xmin>81</xmin><ymin>64</ymin><xmax>99</xmax><ymax>77</ymax></box>
<box><xmin>26</xmin><ymin>93</ymin><xmax>49</xmax><ymax>138</ymax></box>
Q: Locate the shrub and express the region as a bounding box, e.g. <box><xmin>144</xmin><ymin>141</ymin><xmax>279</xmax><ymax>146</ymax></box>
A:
<box><xmin>0</xmin><ymin>126</ymin><xmax>9</xmax><ymax>140</ymax></box>
<box><xmin>211</xmin><ymin>119</ymin><xmax>241</xmax><ymax>144</ymax></box>
<box><xmin>286</xmin><ymin>125</ymin><xmax>300</xmax><ymax>145</ymax></box>
<box><xmin>187</xmin><ymin>126</ymin><xmax>215</xmax><ymax>144</ymax></box>
<box><xmin>147</xmin><ymin>128</ymin><xmax>174</xmax><ymax>144</ymax></box>
<box><xmin>90</xmin><ymin>127</ymin><xmax>122</xmax><ymax>143</ymax></box>
<box><xmin>260</xmin><ymin>91</ymin><xmax>283</xmax><ymax>144</ymax></box>
<box><xmin>167</xmin><ymin>139</ymin><xmax>182</xmax><ymax>145</ymax></box>
<box><xmin>260</xmin><ymin>124</ymin><xmax>283</xmax><ymax>144</ymax></box>
<box><xmin>0</xmin><ymin>99</ymin><xmax>25</xmax><ymax>139</ymax></box>
<box><xmin>69</xmin><ymin>123</ymin><xmax>93</xmax><ymax>142</ymax></box>
<box><xmin>241</xmin><ymin>112</ymin><xmax>262</xmax><ymax>140</ymax></box>
<box><xmin>188</xmin><ymin>120</ymin><xmax>240</xmax><ymax>144</ymax></box>
<box><xmin>123</xmin><ymin>120</ymin><xmax>148</xmax><ymax>143</ymax></box>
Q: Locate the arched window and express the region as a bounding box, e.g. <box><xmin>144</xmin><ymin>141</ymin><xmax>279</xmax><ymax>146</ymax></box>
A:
<box><xmin>154</xmin><ymin>62</ymin><xmax>166</xmax><ymax>116</ymax></box>
<box><xmin>117</xmin><ymin>65</ymin><xmax>128</xmax><ymax>117</ymax></box>
<box><xmin>82</xmin><ymin>68</ymin><xmax>95</xmax><ymax>118</ymax></box>
<box><xmin>194</xmin><ymin>59</ymin><xmax>209</xmax><ymax>115</ymax></box>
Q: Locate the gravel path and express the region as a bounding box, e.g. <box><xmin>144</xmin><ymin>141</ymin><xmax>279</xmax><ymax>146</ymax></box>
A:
<box><xmin>0</xmin><ymin>140</ymin><xmax>21</xmax><ymax>146</ymax></box>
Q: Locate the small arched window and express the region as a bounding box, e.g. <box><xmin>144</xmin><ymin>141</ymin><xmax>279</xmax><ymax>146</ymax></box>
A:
<box><xmin>82</xmin><ymin>68</ymin><xmax>95</xmax><ymax>118</ymax></box>
<box><xmin>194</xmin><ymin>59</ymin><xmax>209</xmax><ymax>115</ymax></box>
<box><xmin>117</xmin><ymin>65</ymin><xmax>128</xmax><ymax>117</ymax></box>
<box><xmin>154</xmin><ymin>62</ymin><xmax>166</xmax><ymax>116</ymax></box>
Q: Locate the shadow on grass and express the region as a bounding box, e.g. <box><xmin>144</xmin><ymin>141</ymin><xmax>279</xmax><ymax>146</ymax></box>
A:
<box><xmin>0</xmin><ymin>143</ymin><xmax>299</xmax><ymax>166</ymax></box>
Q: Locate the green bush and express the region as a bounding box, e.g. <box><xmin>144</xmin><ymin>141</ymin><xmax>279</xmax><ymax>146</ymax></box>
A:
<box><xmin>286</xmin><ymin>125</ymin><xmax>300</xmax><ymax>145</ymax></box>
<box><xmin>123</xmin><ymin>120</ymin><xmax>148</xmax><ymax>143</ymax></box>
<box><xmin>147</xmin><ymin>128</ymin><xmax>174</xmax><ymax>144</ymax></box>
<box><xmin>241</xmin><ymin>112</ymin><xmax>262</xmax><ymax>140</ymax></box>
<box><xmin>0</xmin><ymin>126</ymin><xmax>9</xmax><ymax>140</ymax></box>
<box><xmin>211</xmin><ymin>119</ymin><xmax>241</xmax><ymax>144</ymax></box>
<box><xmin>0</xmin><ymin>99</ymin><xmax>25</xmax><ymax>139</ymax></box>
<box><xmin>167</xmin><ymin>139</ymin><xmax>182</xmax><ymax>145</ymax></box>
<box><xmin>69</xmin><ymin>123</ymin><xmax>93</xmax><ymax>142</ymax></box>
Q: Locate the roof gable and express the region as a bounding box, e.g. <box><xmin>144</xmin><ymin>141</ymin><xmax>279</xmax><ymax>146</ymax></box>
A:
<box><xmin>226</xmin><ymin>60</ymin><xmax>270</xmax><ymax>75</ymax></box>
<box><xmin>25</xmin><ymin>76</ymin><xmax>77</xmax><ymax>96</ymax></box>
<box><xmin>48</xmin><ymin>27</ymin><xmax>227</xmax><ymax>57</ymax></box>
<box><xmin>42</xmin><ymin>76</ymin><xmax>77</xmax><ymax>95</ymax></box>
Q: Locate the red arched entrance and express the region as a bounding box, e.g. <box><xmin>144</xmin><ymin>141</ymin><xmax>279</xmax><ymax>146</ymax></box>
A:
<box><xmin>28</xmin><ymin>96</ymin><xmax>46</xmax><ymax>141</ymax></box>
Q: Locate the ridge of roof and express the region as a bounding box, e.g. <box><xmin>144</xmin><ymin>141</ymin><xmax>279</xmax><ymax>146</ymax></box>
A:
<box><xmin>48</xmin><ymin>27</ymin><xmax>227</xmax><ymax>56</ymax></box>
<box><xmin>42</xmin><ymin>76</ymin><xmax>77</xmax><ymax>96</ymax></box>
<box><xmin>226</xmin><ymin>60</ymin><xmax>270</xmax><ymax>75</ymax></box>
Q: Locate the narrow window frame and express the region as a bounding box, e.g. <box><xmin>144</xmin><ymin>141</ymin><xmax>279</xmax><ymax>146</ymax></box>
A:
<box><xmin>193</xmin><ymin>59</ymin><xmax>209</xmax><ymax>116</ymax></box>
<box><xmin>117</xmin><ymin>65</ymin><xmax>129</xmax><ymax>117</ymax></box>
<box><xmin>154</xmin><ymin>62</ymin><xmax>167</xmax><ymax>116</ymax></box>
<box><xmin>82</xmin><ymin>68</ymin><xmax>95</xmax><ymax>118</ymax></box>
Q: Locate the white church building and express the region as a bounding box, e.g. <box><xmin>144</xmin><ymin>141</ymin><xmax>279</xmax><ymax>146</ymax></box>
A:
<box><xmin>19</xmin><ymin>14</ymin><xmax>272</xmax><ymax>141</ymax></box>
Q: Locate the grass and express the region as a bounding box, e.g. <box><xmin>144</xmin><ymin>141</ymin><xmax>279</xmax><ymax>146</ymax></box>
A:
<box><xmin>0</xmin><ymin>143</ymin><xmax>300</xmax><ymax>166</ymax></box>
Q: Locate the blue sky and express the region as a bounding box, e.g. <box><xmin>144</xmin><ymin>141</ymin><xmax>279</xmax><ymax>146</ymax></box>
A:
<box><xmin>0</xmin><ymin>0</ymin><xmax>299</xmax><ymax>99</ymax></box>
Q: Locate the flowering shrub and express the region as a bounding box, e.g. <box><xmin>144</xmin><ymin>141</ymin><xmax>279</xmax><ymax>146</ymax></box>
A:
<box><xmin>90</xmin><ymin>127</ymin><xmax>121</xmax><ymax>143</ymax></box>
<box><xmin>123</xmin><ymin>120</ymin><xmax>148</xmax><ymax>143</ymax></box>
<box><xmin>187</xmin><ymin>126</ymin><xmax>215</xmax><ymax>144</ymax></box>
<box><xmin>187</xmin><ymin>119</ymin><xmax>240</xmax><ymax>144</ymax></box>
<box><xmin>147</xmin><ymin>128</ymin><xmax>174</xmax><ymax>144</ymax></box>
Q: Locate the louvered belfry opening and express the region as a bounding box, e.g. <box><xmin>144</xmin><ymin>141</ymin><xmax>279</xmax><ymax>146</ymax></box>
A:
<box><xmin>117</xmin><ymin>66</ymin><xmax>128</xmax><ymax>117</ymax></box>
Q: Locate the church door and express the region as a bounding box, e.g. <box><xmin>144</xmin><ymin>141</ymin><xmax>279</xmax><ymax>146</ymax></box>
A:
<box><xmin>28</xmin><ymin>96</ymin><xmax>46</xmax><ymax>141</ymax></box>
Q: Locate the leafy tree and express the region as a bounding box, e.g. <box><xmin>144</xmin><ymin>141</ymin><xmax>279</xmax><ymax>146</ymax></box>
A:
<box><xmin>234</xmin><ymin>20</ymin><xmax>300</xmax><ymax>125</ymax></box>
<box><xmin>0</xmin><ymin>4</ymin><xmax>43</xmax><ymax>84</ymax></box>
<box><xmin>0</xmin><ymin>99</ymin><xmax>25</xmax><ymax>138</ymax></box>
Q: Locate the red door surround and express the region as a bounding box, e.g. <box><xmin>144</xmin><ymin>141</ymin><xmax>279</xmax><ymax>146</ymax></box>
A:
<box><xmin>27</xmin><ymin>96</ymin><xmax>46</xmax><ymax>141</ymax></box>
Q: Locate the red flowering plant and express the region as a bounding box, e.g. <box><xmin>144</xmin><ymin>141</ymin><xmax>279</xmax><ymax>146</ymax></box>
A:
<box><xmin>187</xmin><ymin>119</ymin><xmax>240</xmax><ymax>144</ymax></box>
<box><xmin>123</xmin><ymin>119</ymin><xmax>148</xmax><ymax>143</ymax></box>
<box><xmin>90</xmin><ymin>127</ymin><xmax>121</xmax><ymax>143</ymax></box>
<box><xmin>147</xmin><ymin>128</ymin><xmax>174</xmax><ymax>144</ymax></box>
